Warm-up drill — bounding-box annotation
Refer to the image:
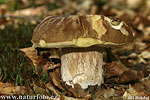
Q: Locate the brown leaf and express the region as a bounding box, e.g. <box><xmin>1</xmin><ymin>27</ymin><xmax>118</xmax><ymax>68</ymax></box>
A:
<box><xmin>104</xmin><ymin>61</ymin><xmax>144</xmax><ymax>83</ymax></box>
<box><xmin>32</xmin><ymin>83</ymin><xmax>49</xmax><ymax>94</ymax></box>
<box><xmin>119</xmin><ymin>70</ymin><xmax>144</xmax><ymax>83</ymax></box>
<box><xmin>46</xmin><ymin>82</ymin><xmax>60</xmax><ymax>97</ymax></box>
<box><xmin>104</xmin><ymin>61</ymin><xmax>128</xmax><ymax>77</ymax></box>
<box><xmin>138</xmin><ymin>51</ymin><xmax>150</xmax><ymax>59</ymax></box>
<box><xmin>21</xmin><ymin>47</ymin><xmax>60</xmax><ymax>74</ymax></box>
<box><xmin>42</xmin><ymin>62</ymin><xmax>60</xmax><ymax>74</ymax></box>
<box><xmin>70</xmin><ymin>84</ymin><xmax>90</xmax><ymax>98</ymax></box>
<box><xmin>12</xmin><ymin>6</ymin><xmax>48</xmax><ymax>17</ymax></box>
<box><xmin>123</xmin><ymin>82</ymin><xmax>150</xmax><ymax>99</ymax></box>
<box><xmin>0</xmin><ymin>82</ymin><xmax>26</xmax><ymax>95</ymax></box>
<box><xmin>49</xmin><ymin>71</ymin><xmax>64</xmax><ymax>90</ymax></box>
<box><xmin>54</xmin><ymin>67</ymin><xmax>61</xmax><ymax>80</ymax></box>
<box><xmin>20</xmin><ymin>47</ymin><xmax>39</xmax><ymax>74</ymax></box>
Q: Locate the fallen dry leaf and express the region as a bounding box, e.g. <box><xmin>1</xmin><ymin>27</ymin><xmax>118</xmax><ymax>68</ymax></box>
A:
<box><xmin>138</xmin><ymin>51</ymin><xmax>150</xmax><ymax>59</ymax></box>
<box><xmin>20</xmin><ymin>47</ymin><xmax>60</xmax><ymax>74</ymax></box>
<box><xmin>12</xmin><ymin>6</ymin><xmax>48</xmax><ymax>17</ymax></box>
<box><xmin>123</xmin><ymin>84</ymin><xmax>150</xmax><ymax>99</ymax></box>
<box><xmin>0</xmin><ymin>82</ymin><xmax>26</xmax><ymax>95</ymax></box>
<box><xmin>32</xmin><ymin>82</ymin><xmax>49</xmax><ymax>94</ymax></box>
<box><xmin>46</xmin><ymin>82</ymin><xmax>60</xmax><ymax>97</ymax></box>
<box><xmin>20</xmin><ymin>47</ymin><xmax>40</xmax><ymax>74</ymax></box>
<box><xmin>119</xmin><ymin>70</ymin><xmax>144</xmax><ymax>83</ymax></box>
<box><xmin>42</xmin><ymin>62</ymin><xmax>60</xmax><ymax>74</ymax></box>
<box><xmin>123</xmin><ymin>75</ymin><xmax>150</xmax><ymax>99</ymax></box>
<box><xmin>104</xmin><ymin>61</ymin><xmax>144</xmax><ymax>83</ymax></box>
<box><xmin>49</xmin><ymin>71</ymin><xmax>64</xmax><ymax>91</ymax></box>
<box><xmin>104</xmin><ymin>61</ymin><xmax>128</xmax><ymax>77</ymax></box>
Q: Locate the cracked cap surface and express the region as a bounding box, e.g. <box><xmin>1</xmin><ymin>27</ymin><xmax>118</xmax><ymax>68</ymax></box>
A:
<box><xmin>32</xmin><ymin>15</ymin><xmax>133</xmax><ymax>48</ymax></box>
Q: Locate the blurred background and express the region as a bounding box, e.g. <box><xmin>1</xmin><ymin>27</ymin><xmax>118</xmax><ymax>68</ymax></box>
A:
<box><xmin>0</xmin><ymin>0</ymin><xmax>150</xmax><ymax>99</ymax></box>
<box><xmin>1</xmin><ymin>0</ymin><xmax>150</xmax><ymax>23</ymax></box>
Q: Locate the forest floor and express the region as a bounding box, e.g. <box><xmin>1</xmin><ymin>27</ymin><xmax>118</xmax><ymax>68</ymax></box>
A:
<box><xmin>0</xmin><ymin>0</ymin><xmax>150</xmax><ymax>100</ymax></box>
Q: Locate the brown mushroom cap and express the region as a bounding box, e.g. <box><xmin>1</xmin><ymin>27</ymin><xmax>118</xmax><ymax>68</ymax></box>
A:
<box><xmin>32</xmin><ymin>15</ymin><xmax>133</xmax><ymax>48</ymax></box>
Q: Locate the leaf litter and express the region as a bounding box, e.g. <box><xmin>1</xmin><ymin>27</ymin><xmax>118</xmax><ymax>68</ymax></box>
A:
<box><xmin>1</xmin><ymin>0</ymin><xmax>150</xmax><ymax>100</ymax></box>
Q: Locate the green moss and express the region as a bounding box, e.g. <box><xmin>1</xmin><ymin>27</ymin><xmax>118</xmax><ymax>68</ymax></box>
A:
<box><xmin>0</xmin><ymin>23</ymin><xmax>33</xmax><ymax>84</ymax></box>
<box><xmin>0</xmin><ymin>23</ymin><xmax>49</xmax><ymax>88</ymax></box>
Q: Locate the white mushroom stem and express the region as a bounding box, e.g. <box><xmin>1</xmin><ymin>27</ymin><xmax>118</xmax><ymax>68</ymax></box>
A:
<box><xmin>61</xmin><ymin>47</ymin><xmax>104</xmax><ymax>89</ymax></box>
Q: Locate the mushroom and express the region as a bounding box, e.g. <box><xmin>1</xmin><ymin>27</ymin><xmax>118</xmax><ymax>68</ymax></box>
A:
<box><xmin>31</xmin><ymin>15</ymin><xmax>133</xmax><ymax>89</ymax></box>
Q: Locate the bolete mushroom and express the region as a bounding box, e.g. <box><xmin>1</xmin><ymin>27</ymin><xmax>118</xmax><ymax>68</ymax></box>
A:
<box><xmin>31</xmin><ymin>15</ymin><xmax>133</xmax><ymax>89</ymax></box>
